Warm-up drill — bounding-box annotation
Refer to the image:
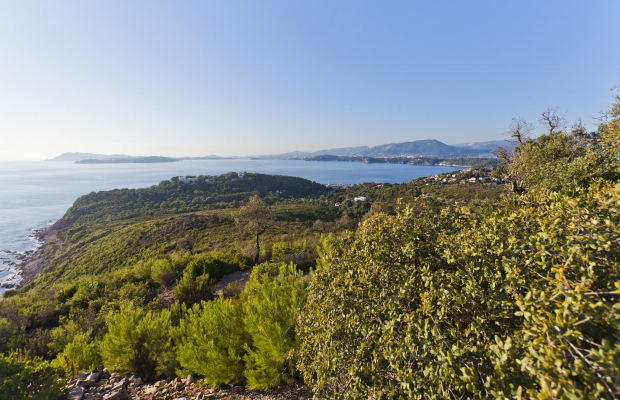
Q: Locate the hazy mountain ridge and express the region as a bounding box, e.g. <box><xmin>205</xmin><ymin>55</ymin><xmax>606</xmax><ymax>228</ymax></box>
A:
<box><xmin>75</xmin><ymin>156</ymin><xmax>179</xmax><ymax>164</ymax></box>
<box><xmin>47</xmin><ymin>152</ymin><xmax>137</xmax><ymax>161</ymax></box>
<box><xmin>269</xmin><ymin>139</ymin><xmax>501</xmax><ymax>158</ymax></box>
<box><xmin>47</xmin><ymin>139</ymin><xmax>512</xmax><ymax>162</ymax></box>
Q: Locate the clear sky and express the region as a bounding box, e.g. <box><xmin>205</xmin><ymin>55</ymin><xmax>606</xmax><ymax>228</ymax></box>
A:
<box><xmin>1</xmin><ymin>1</ymin><xmax>619</xmax><ymax>160</ymax></box>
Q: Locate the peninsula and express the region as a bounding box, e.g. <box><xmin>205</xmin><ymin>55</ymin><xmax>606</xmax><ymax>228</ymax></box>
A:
<box><xmin>75</xmin><ymin>156</ymin><xmax>179</xmax><ymax>164</ymax></box>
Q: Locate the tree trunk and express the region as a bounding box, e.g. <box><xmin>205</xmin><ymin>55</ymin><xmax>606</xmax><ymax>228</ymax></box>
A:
<box><xmin>255</xmin><ymin>229</ymin><xmax>265</xmax><ymax>264</ymax></box>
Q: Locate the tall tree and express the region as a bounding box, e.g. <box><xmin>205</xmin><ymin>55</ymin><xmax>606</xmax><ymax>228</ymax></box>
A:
<box><xmin>236</xmin><ymin>195</ymin><xmax>272</xmax><ymax>264</ymax></box>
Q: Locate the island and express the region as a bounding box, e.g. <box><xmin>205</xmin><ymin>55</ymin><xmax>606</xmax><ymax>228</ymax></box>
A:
<box><xmin>75</xmin><ymin>156</ymin><xmax>180</xmax><ymax>164</ymax></box>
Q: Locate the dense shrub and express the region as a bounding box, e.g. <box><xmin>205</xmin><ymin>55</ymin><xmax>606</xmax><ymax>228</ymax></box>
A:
<box><xmin>176</xmin><ymin>263</ymin><xmax>308</xmax><ymax>389</ymax></box>
<box><xmin>242</xmin><ymin>263</ymin><xmax>308</xmax><ymax>390</ymax></box>
<box><xmin>271</xmin><ymin>241</ymin><xmax>308</xmax><ymax>259</ymax></box>
<box><xmin>298</xmin><ymin>182</ymin><xmax>620</xmax><ymax>399</ymax></box>
<box><xmin>100</xmin><ymin>302</ymin><xmax>173</xmax><ymax>379</ymax></box>
<box><xmin>173</xmin><ymin>274</ymin><xmax>215</xmax><ymax>306</ymax></box>
<box><xmin>0</xmin><ymin>351</ymin><xmax>66</xmax><ymax>400</ymax></box>
<box><xmin>52</xmin><ymin>332</ymin><xmax>101</xmax><ymax>378</ymax></box>
<box><xmin>176</xmin><ymin>296</ymin><xmax>247</xmax><ymax>386</ymax></box>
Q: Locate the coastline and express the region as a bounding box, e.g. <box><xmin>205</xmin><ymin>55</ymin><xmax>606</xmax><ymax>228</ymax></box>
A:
<box><xmin>0</xmin><ymin>220</ymin><xmax>63</xmax><ymax>294</ymax></box>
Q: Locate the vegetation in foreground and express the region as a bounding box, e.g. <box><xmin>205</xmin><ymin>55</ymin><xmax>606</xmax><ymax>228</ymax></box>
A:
<box><xmin>0</xmin><ymin>88</ymin><xmax>619</xmax><ymax>399</ymax></box>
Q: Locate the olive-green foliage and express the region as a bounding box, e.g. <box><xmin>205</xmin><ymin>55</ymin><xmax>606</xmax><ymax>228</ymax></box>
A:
<box><xmin>272</xmin><ymin>241</ymin><xmax>308</xmax><ymax>259</ymax></box>
<box><xmin>173</xmin><ymin>274</ymin><xmax>215</xmax><ymax>306</ymax></box>
<box><xmin>65</xmin><ymin>173</ymin><xmax>329</xmax><ymax>224</ymax></box>
<box><xmin>298</xmin><ymin>182</ymin><xmax>620</xmax><ymax>399</ymax></box>
<box><xmin>176</xmin><ymin>296</ymin><xmax>247</xmax><ymax>386</ymax></box>
<box><xmin>52</xmin><ymin>331</ymin><xmax>101</xmax><ymax>378</ymax></box>
<box><xmin>176</xmin><ymin>263</ymin><xmax>308</xmax><ymax>390</ymax></box>
<box><xmin>0</xmin><ymin>316</ymin><xmax>25</xmax><ymax>353</ymax></box>
<box><xmin>0</xmin><ymin>351</ymin><xmax>66</xmax><ymax>400</ymax></box>
<box><xmin>506</xmin><ymin>130</ymin><xmax>620</xmax><ymax>191</ymax></box>
<box><xmin>242</xmin><ymin>263</ymin><xmax>308</xmax><ymax>390</ymax></box>
<box><xmin>100</xmin><ymin>302</ymin><xmax>173</xmax><ymax>379</ymax></box>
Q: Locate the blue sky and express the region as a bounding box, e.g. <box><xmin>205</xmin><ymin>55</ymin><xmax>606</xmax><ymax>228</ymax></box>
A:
<box><xmin>1</xmin><ymin>1</ymin><xmax>619</xmax><ymax>160</ymax></box>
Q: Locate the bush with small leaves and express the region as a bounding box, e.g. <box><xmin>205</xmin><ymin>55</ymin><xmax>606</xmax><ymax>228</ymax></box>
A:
<box><xmin>0</xmin><ymin>351</ymin><xmax>66</xmax><ymax>400</ymax></box>
<box><xmin>298</xmin><ymin>182</ymin><xmax>620</xmax><ymax>399</ymax></box>
<box><xmin>100</xmin><ymin>301</ymin><xmax>173</xmax><ymax>379</ymax></box>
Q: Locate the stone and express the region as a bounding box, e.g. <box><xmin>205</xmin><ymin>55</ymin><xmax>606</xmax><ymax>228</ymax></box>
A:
<box><xmin>231</xmin><ymin>386</ymin><xmax>243</xmax><ymax>394</ymax></box>
<box><xmin>96</xmin><ymin>365</ymin><xmax>104</xmax><ymax>373</ymax></box>
<box><xmin>161</xmin><ymin>388</ymin><xmax>169</xmax><ymax>394</ymax></box>
<box><xmin>102</xmin><ymin>386</ymin><xmax>130</xmax><ymax>400</ymax></box>
<box><xmin>143</xmin><ymin>387</ymin><xmax>158</xmax><ymax>395</ymax></box>
<box><xmin>154</xmin><ymin>380</ymin><xmax>165</xmax><ymax>387</ymax></box>
<box><xmin>77</xmin><ymin>372</ymin><xmax>90</xmax><ymax>379</ymax></box>
<box><xmin>173</xmin><ymin>398</ymin><xmax>187</xmax><ymax>400</ymax></box>
<box><xmin>185</xmin><ymin>374</ymin><xmax>194</xmax><ymax>385</ymax></box>
<box><xmin>112</xmin><ymin>378</ymin><xmax>128</xmax><ymax>390</ymax></box>
<box><xmin>77</xmin><ymin>379</ymin><xmax>96</xmax><ymax>388</ymax></box>
<box><xmin>67</xmin><ymin>387</ymin><xmax>85</xmax><ymax>400</ymax></box>
<box><xmin>87</xmin><ymin>372</ymin><xmax>100</xmax><ymax>382</ymax></box>
<box><xmin>131</xmin><ymin>377</ymin><xmax>143</xmax><ymax>387</ymax></box>
<box><xmin>83</xmin><ymin>395</ymin><xmax>103</xmax><ymax>400</ymax></box>
<box><xmin>174</xmin><ymin>381</ymin><xmax>184</xmax><ymax>391</ymax></box>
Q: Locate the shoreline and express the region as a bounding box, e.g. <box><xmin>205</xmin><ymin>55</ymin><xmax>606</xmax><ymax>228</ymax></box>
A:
<box><xmin>0</xmin><ymin>220</ymin><xmax>62</xmax><ymax>294</ymax></box>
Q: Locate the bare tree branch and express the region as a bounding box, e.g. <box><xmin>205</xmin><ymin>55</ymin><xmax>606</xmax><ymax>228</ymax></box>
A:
<box><xmin>540</xmin><ymin>106</ymin><xmax>566</xmax><ymax>134</ymax></box>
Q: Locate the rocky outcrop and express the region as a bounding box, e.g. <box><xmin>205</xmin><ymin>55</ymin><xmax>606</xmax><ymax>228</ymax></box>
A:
<box><xmin>65</xmin><ymin>366</ymin><xmax>312</xmax><ymax>400</ymax></box>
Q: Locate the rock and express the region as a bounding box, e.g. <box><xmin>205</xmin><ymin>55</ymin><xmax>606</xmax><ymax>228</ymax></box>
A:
<box><xmin>77</xmin><ymin>372</ymin><xmax>90</xmax><ymax>379</ymax></box>
<box><xmin>174</xmin><ymin>381</ymin><xmax>184</xmax><ymax>391</ymax></box>
<box><xmin>154</xmin><ymin>380</ymin><xmax>165</xmax><ymax>387</ymax></box>
<box><xmin>185</xmin><ymin>374</ymin><xmax>194</xmax><ymax>385</ymax></box>
<box><xmin>173</xmin><ymin>398</ymin><xmax>187</xmax><ymax>400</ymax></box>
<box><xmin>143</xmin><ymin>387</ymin><xmax>158</xmax><ymax>395</ymax></box>
<box><xmin>83</xmin><ymin>395</ymin><xmax>103</xmax><ymax>400</ymax></box>
<box><xmin>161</xmin><ymin>388</ymin><xmax>169</xmax><ymax>394</ymax></box>
<box><xmin>102</xmin><ymin>385</ymin><xmax>130</xmax><ymax>400</ymax></box>
<box><xmin>77</xmin><ymin>379</ymin><xmax>97</xmax><ymax>388</ymax></box>
<box><xmin>95</xmin><ymin>365</ymin><xmax>104</xmax><ymax>373</ymax></box>
<box><xmin>112</xmin><ymin>378</ymin><xmax>128</xmax><ymax>390</ymax></box>
<box><xmin>86</xmin><ymin>372</ymin><xmax>100</xmax><ymax>382</ymax></box>
<box><xmin>231</xmin><ymin>386</ymin><xmax>244</xmax><ymax>394</ymax></box>
<box><xmin>98</xmin><ymin>379</ymin><xmax>109</xmax><ymax>387</ymax></box>
<box><xmin>131</xmin><ymin>377</ymin><xmax>143</xmax><ymax>387</ymax></box>
<box><xmin>67</xmin><ymin>387</ymin><xmax>85</xmax><ymax>400</ymax></box>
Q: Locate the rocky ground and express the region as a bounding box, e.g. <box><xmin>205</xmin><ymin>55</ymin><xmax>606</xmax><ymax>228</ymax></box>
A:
<box><xmin>65</xmin><ymin>366</ymin><xmax>313</xmax><ymax>400</ymax></box>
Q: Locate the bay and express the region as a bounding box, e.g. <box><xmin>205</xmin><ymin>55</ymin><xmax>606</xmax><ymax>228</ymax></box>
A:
<box><xmin>0</xmin><ymin>159</ymin><xmax>464</xmax><ymax>293</ymax></box>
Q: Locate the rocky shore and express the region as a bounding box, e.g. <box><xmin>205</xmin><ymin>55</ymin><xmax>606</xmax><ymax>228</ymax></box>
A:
<box><xmin>4</xmin><ymin>218</ymin><xmax>69</xmax><ymax>291</ymax></box>
<box><xmin>65</xmin><ymin>366</ymin><xmax>312</xmax><ymax>400</ymax></box>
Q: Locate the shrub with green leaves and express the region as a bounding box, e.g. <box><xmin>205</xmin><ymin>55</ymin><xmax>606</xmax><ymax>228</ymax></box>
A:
<box><xmin>271</xmin><ymin>241</ymin><xmax>308</xmax><ymax>259</ymax></box>
<box><xmin>52</xmin><ymin>331</ymin><xmax>101</xmax><ymax>378</ymax></box>
<box><xmin>242</xmin><ymin>263</ymin><xmax>308</xmax><ymax>390</ymax></box>
<box><xmin>0</xmin><ymin>351</ymin><xmax>66</xmax><ymax>400</ymax></box>
<box><xmin>298</xmin><ymin>182</ymin><xmax>620</xmax><ymax>399</ymax></box>
<box><xmin>176</xmin><ymin>263</ymin><xmax>308</xmax><ymax>390</ymax></box>
<box><xmin>176</xmin><ymin>296</ymin><xmax>247</xmax><ymax>386</ymax></box>
<box><xmin>173</xmin><ymin>273</ymin><xmax>215</xmax><ymax>306</ymax></box>
<box><xmin>100</xmin><ymin>301</ymin><xmax>173</xmax><ymax>379</ymax></box>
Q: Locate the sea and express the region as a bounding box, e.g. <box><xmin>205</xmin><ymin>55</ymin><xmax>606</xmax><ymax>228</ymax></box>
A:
<box><xmin>0</xmin><ymin>159</ymin><xmax>465</xmax><ymax>294</ymax></box>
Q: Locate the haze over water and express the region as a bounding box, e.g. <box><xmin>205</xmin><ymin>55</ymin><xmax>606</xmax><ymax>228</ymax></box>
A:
<box><xmin>0</xmin><ymin>159</ymin><xmax>464</xmax><ymax>293</ymax></box>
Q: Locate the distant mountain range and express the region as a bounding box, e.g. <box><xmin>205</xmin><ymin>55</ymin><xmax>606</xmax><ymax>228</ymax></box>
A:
<box><xmin>47</xmin><ymin>152</ymin><xmax>137</xmax><ymax>161</ymax></box>
<box><xmin>75</xmin><ymin>156</ymin><xmax>179</xmax><ymax>164</ymax></box>
<box><xmin>47</xmin><ymin>140</ymin><xmax>515</xmax><ymax>163</ymax></box>
<box><xmin>261</xmin><ymin>139</ymin><xmax>514</xmax><ymax>159</ymax></box>
<box><xmin>47</xmin><ymin>153</ymin><xmax>236</xmax><ymax>162</ymax></box>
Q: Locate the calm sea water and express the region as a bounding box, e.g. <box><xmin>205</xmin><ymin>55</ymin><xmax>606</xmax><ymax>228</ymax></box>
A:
<box><xmin>0</xmin><ymin>159</ymin><xmax>464</xmax><ymax>292</ymax></box>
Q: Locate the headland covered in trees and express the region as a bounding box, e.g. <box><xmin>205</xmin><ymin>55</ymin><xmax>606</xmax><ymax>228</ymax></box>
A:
<box><xmin>1</xmin><ymin>88</ymin><xmax>620</xmax><ymax>400</ymax></box>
